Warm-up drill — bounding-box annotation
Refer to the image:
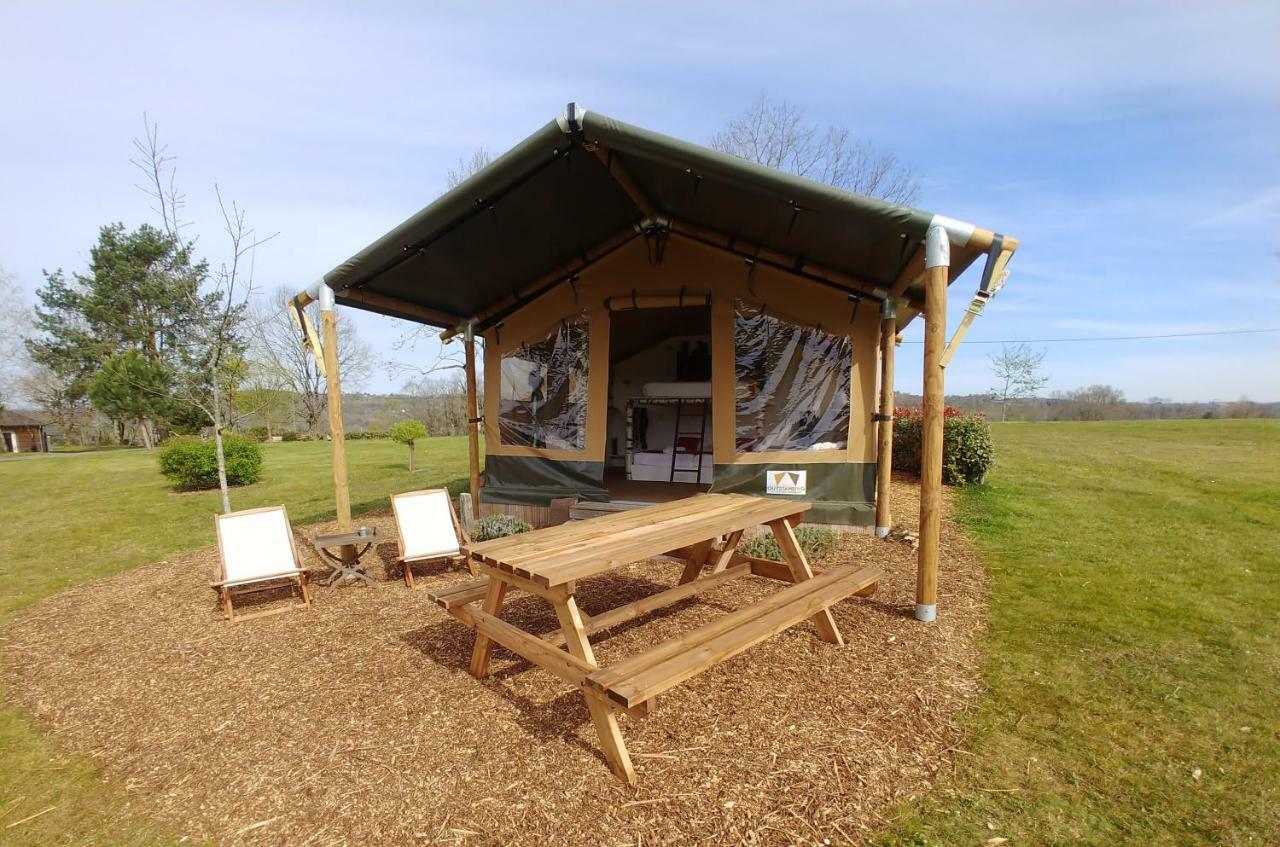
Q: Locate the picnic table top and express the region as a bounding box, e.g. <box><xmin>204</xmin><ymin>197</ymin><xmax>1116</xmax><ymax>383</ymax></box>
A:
<box><xmin>465</xmin><ymin>493</ymin><xmax>811</xmax><ymax>588</ymax></box>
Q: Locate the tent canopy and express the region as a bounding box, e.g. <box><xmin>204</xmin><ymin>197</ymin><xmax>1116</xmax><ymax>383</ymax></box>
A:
<box><xmin>321</xmin><ymin>105</ymin><xmax>1002</xmax><ymax>331</ymax></box>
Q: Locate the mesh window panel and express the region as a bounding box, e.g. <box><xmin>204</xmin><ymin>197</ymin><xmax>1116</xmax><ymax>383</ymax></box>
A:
<box><xmin>499</xmin><ymin>313</ymin><xmax>590</xmax><ymax>449</ymax></box>
<box><xmin>733</xmin><ymin>300</ymin><xmax>851</xmax><ymax>453</ymax></box>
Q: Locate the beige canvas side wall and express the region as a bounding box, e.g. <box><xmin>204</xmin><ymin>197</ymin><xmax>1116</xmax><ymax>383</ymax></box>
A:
<box><xmin>481</xmin><ymin>235</ymin><xmax>881</xmax><ymax>465</ymax></box>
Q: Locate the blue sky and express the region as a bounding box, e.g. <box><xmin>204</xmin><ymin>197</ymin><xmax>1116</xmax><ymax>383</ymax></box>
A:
<box><xmin>2</xmin><ymin>1</ymin><xmax>1277</xmax><ymax>401</ymax></box>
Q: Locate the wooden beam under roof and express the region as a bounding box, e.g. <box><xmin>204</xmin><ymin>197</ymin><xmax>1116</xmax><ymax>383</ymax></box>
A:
<box><xmin>335</xmin><ymin>287</ymin><xmax>465</xmax><ymax>327</ymax></box>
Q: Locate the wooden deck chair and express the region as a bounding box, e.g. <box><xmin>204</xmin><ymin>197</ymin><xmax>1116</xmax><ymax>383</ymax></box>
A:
<box><xmin>211</xmin><ymin>505</ymin><xmax>311</xmax><ymax>622</ymax></box>
<box><xmin>391</xmin><ymin>489</ymin><xmax>473</xmax><ymax>587</ymax></box>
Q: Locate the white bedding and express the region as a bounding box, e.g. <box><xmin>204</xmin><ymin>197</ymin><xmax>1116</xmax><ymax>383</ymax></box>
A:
<box><xmin>642</xmin><ymin>381</ymin><xmax>712</xmax><ymax>399</ymax></box>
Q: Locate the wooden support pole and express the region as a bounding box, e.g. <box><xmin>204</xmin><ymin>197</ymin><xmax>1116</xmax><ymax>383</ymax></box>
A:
<box><xmin>463</xmin><ymin>322</ymin><xmax>481</xmax><ymax>519</ymax></box>
<box><xmin>875</xmin><ymin>299</ymin><xmax>897</xmax><ymax>538</ymax></box>
<box><xmin>916</xmin><ymin>226</ymin><xmax>948</xmax><ymax>623</ymax></box>
<box><xmin>318</xmin><ymin>286</ymin><xmax>353</xmax><ymax>535</ymax></box>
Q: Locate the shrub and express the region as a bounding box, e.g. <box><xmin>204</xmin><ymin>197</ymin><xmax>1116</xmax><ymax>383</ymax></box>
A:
<box><xmin>280</xmin><ymin>431</ymin><xmax>299</xmax><ymax>442</ymax></box>
<box><xmin>344</xmin><ymin>430</ymin><xmax>389</xmax><ymax>440</ymax></box>
<box><xmin>248</xmin><ymin>425</ymin><xmax>269</xmax><ymax>441</ymax></box>
<box><xmin>158</xmin><ymin>434</ymin><xmax>263</xmax><ymax>490</ymax></box>
<box><xmin>473</xmin><ymin>513</ymin><xmax>533</xmax><ymax>542</ymax></box>
<box><xmin>738</xmin><ymin>526</ymin><xmax>837</xmax><ymax>562</ymax></box>
<box><xmin>391</xmin><ymin>419</ymin><xmax>428</xmax><ymax>470</ymax></box>
<box><xmin>892</xmin><ymin>406</ymin><xmax>993</xmax><ymax>485</ymax></box>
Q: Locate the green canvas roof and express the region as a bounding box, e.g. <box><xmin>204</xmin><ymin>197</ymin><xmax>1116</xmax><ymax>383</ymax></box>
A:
<box><xmin>321</xmin><ymin>105</ymin><xmax>995</xmax><ymax>329</ymax></box>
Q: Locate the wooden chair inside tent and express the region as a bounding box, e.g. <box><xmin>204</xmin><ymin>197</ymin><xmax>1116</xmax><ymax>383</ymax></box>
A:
<box><xmin>391</xmin><ymin>489</ymin><xmax>474</xmax><ymax>587</ymax></box>
<box><xmin>211</xmin><ymin>505</ymin><xmax>311</xmax><ymax>622</ymax></box>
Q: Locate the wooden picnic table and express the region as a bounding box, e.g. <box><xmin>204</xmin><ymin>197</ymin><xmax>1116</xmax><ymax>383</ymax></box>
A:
<box><xmin>428</xmin><ymin>493</ymin><xmax>881</xmax><ymax>784</ymax></box>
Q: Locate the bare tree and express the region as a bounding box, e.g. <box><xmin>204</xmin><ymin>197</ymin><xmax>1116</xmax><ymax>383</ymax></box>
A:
<box><xmin>711</xmin><ymin>96</ymin><xmax>920</xmax><ymax>204</ymax></box>
<box><xmin>988</xmin><ymin>342</ymin><xmax>1048</xmax><ymax>421</ymax></box>
<box><xmin>134</xmin><ymin>118</ymin><xmax>276</xmax><ymax>512</ymax></box>
<box><xmin>445</xmin><ymin>146</ymin><xmax>493</xmax><ymax>192</ymax></box>
<box><xmin>18</xmin><ymin>364</ymin><xmax>92</xmax><ymax>441</ymax></box>
<box><xmin>1051</xmin><ymin>384</ymin><xmax>1126</xmax><ymax>421</ymax></box>
<box><xmin>0</xmin><ymin>264</ymin><xmax>31</xmax><ymax>413</ymax></box>
<box><xmin>248</xmin><ymin>286</ymin><xmax>373</xmax><ymax>434</ymax></box>
<box><xmin>394</xmin><ymin>372</ymin><xmax>470</xmax><ymax>437</ymax></box>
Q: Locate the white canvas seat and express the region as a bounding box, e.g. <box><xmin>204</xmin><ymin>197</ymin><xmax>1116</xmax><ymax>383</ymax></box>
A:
<box><xmin>211</xmin><ymin>505</ymin><xmax>311</xmax><ymax>622</ymax></box>
<box><xmin>391</xmin><ymin>489</ymin><xmax>473</xmax><ymax>587</ymax></box>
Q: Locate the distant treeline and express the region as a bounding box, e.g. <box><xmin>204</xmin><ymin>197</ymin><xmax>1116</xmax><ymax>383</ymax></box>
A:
<box><xmin>898</xmin><ymin>385</ymin><xmax>1278</xmax><ymax>422</ymax></box>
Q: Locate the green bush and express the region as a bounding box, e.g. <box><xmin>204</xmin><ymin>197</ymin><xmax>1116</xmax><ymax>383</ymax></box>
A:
<box><xmin>248</xmin><ymin>425</ymin><xmax>269</xmax><ymax>441</ymax></box>
<box><xmin>473</xmin><ymin>513</ymin><xmax>533</xmax><ymax>542</ymax></box>
<box><xmin>390</xmin><ymin>419</ymin><xmax>427</xmax><ymax>444</ymax></box>
<box><xmin>738</xmin><ymin>526</ymin><xmax>837</xmax><ymax>562</ymax></box>
<box><xmin>391</xmin><ymin>419</ymin><xmax>428</xmax><ymax>470</ymax></box>
<box><xmin>344</xmin><ymin>430</ymin><xmax>389</xmax><ymax>440</ymax></box>
<box><xmin>158</xmin><ymin>434</ymin><xmax>263</xmax><ymax>490</ymax></box>
<box><xmin>892</xmin><ymin>406</ymin><xmax>993</xmax><ymax>485</ymax></box>
<box><xmin>280</xmin><ymin>431</ymin><xmax>299</xmax><ymax>442</ymax></box>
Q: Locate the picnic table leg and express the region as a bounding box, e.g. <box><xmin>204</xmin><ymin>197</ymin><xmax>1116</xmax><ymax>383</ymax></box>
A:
<box><xmin>767</xmin><ymin>518</ymin><xmax>844</xmax><ymax>645</ymax></box>
<box><xmin>553</xmin><ymin>593</ymin><xmax>637</xmax><ymax>785</ymax></box>
<box><xmin>707</xmin><ymin>529</ymin><xmax>745</xmax><ymax>575</ymax></box>
<box><xmin>468</xmin><ymin>577</ymin><xmax>509</xmax><ymax>678</ymax></box>
<box><xmin>677</xmin><ymin>539</ymin><xmax>715</xmax><ymax>585</ymax></box>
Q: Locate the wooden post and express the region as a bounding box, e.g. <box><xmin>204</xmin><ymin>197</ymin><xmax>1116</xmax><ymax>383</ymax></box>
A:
<box><xmin>874</xmin><ymin>299</ymin><xmax>897</xmax><ymax>538</ymax></box>
<box><xmin>464</xmin><ymin>322</ymin><xmax>481</xmax><ymax>519</ymax></box>
<box><xmin>917</xmin><ymin>225</ymin><xmax>948</xmax><ymax>623</ymax></box>
<box><xmin>318</xmin><ymin>285</ymin><xmax>353</xmax><ymax>534</ymax></box>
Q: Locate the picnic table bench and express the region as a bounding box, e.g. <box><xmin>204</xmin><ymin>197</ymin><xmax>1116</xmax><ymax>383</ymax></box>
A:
<box><xmin>428</xmin><ymin>493</ymin><xmax>881</xmax><ymax>784</ymax></box>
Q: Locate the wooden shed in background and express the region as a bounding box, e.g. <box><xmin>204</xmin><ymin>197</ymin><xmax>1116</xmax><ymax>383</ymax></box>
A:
<box><xmin>293</xmin><ymin>104</ymin><xmax>1018</xmax><ymax>622</ymax></box>
<box><xmin>0</xmin><ymin>410</ymin><xmax>50</xmax><ymax>453</ymax></box>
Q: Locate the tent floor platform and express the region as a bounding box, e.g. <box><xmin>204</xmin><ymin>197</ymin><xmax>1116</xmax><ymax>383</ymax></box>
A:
<box><xmin>604</xmin><ymin>472</ymin><xmax>710</xmax><ymax>502</ymax></box>
<box><xmin>569</xmin><ymin>474</ymin><xmax>712</xmax><ymax>521</ymax></box>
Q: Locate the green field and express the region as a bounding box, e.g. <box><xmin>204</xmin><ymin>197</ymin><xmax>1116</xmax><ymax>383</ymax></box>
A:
<box><xmin>879</xmin><ymin>420</ymin><xmax>1279</xmax><ymax>846</ymax></box>
<box><xmin>0</xmin><ymin>422</ymin><xmax>1276</xmax><ymax>845</ymax></box>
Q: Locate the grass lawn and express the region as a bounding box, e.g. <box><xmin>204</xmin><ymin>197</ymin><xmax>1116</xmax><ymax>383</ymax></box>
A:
<box><xmin>0</xmin><ymin>437</ymin><xmax>471</xmax><ymax>845</ymax></box>
<box><xmin>877</xmin><ymin>419</ymin><xmax>1279</xmax><ymax>846</ymax></box>
<box><xmin>0</xmin><ymin>422</ymin><xmax>1276</xmax><ymax>844</ymax></box>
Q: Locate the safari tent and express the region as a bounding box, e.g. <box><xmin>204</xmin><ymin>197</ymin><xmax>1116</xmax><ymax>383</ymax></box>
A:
<box><xmin>292</xmin><ymin>104</ymin><xmax>1017</xmax><ymax>622</ymax></box>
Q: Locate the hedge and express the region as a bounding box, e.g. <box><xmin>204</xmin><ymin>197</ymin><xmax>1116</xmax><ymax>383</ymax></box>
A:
<box><xmin>892</xmin><ymin>406</ymin><xmax>993</xmax><ymax>485</ymax></box>
<box><xmin>158</xmin><ymin>434</ymin><xmax>264</xmax><ymax>490</ymax></box>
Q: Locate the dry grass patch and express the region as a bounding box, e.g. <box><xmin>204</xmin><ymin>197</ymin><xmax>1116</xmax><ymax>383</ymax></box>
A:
<box><xmin>4</xmin><ymin>478</ymin><xmax>984</xmax><ymax>846</ymax></box>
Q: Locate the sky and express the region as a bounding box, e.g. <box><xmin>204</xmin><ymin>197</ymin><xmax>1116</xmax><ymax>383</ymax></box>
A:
<box><xmin>1</xmin><ymin>1</ymin><xmax>1277</xmax><ymax>402</ymax></box>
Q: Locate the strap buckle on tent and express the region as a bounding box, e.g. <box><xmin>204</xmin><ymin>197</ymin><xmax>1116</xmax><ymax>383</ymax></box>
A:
<box><xmin>940</xmin><ymin>234</ymin><xmax>1013</xmax><ymax>368</ymax></box>
<box><xmin>871</xmin><ymin>412</ymin><xmax>893</xmax><ymax>422</ymax></box>
<box><xmin>468</xmin><ymin>416</ymin><xmax>483</xmax><ymax>424</ymax></box>
<box><xmin>786</xmin><ymin>200</ymin><xmax>802</xmax><ymax>238</ymax></box>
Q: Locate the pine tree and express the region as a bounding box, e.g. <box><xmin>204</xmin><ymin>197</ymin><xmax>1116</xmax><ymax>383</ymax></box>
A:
<box><xmin>26</xmin><ymin>222</ymin><xmax>212</xmax><ymax>443</ymax></box>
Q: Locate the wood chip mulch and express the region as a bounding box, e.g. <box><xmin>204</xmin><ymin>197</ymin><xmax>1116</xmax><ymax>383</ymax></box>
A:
<box><xmin>3</xmin><ymin>476</ymin><xmax>986</xmax><ymax>846</ymax></box>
